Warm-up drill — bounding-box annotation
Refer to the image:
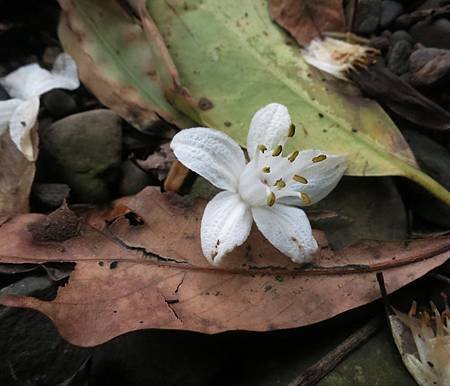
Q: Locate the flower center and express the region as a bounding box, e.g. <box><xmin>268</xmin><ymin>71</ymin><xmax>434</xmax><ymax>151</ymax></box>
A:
<box><xmin>238</xmin><ymin>123</ymin><xmax>316</xmax><ymax>207</ymax></box>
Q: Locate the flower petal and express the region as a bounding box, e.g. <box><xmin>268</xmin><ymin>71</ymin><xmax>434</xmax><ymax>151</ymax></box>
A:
<box><xmin>0</xmin><ymin>98</ymin><xmax>22</xmax><ymax>136</ymax></box>
<box><xmin>171</xmin><ymin>127</ymin><xmax>246</xmax><ymax>191</ymax></box>
<box><xmin>247</xmin><ymin>103</ymin><xmax>291</xmax><ymax>159</ymax></box>
<box><xmin>201</xmin><ymin>191</ymin><xmax>253</xmax><ymax>265</ymax></box>
<box><xmin>280</xmin><ymin>150</ymin><xmax>347</xmax><ymax>206</ymax></box>
<box><xmin>251</xmin><ymin>204</ymin><xmax>318</xmax><ymax>263</ymax></box>
<box><xmin>9</xmin><ymin>97</ymin><xmax>40</xmax><ymax>161</ymax></box>
<box><xmin>0</xmin><ymin>53</ymin><xmax>79</xmax><ymax>99</ymax></box>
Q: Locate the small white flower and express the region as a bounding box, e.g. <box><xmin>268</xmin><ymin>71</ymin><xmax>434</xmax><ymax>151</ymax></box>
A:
<box><xmin>0</xmin><ymin>53</ymin><xmax>79</xmax><ymax>160</ymax></box>
<box><xmin>301</xmin><ymin>37</ymin><xmax>378</xmax><ymax>81</ymax></box>
<box><xmin>390</xmin><ymin>302</ymin><xmax>450</xmax><ymax>386</ymax></box>
<box><xmin>171</xmin><ymin>103</ymin><xmax>347</xmax><ymax>265</ymax></box>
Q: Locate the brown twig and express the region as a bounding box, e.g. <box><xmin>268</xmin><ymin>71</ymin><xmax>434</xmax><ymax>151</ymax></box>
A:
<box><xmin>287</xmin><ymin>316</ymin><xmax>383</xmax><ymax>386</ymax></box>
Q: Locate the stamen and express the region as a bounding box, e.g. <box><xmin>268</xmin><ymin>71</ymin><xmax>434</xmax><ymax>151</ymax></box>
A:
<box><xmin>262</xmin><ymin>166</ymin><xmax>271</xmax><ymax>173</ymax></box>
<box><xmin>300</xmin><ymin>192</ymin><xmax>311</xmax><ymax>205</ymax></box>
<box><xmin>258</xmin><ymin>144</ymin><xmax>267</xmax><ymax>153</ymax></box>
<box><xmin>267</xmin><ymin>191</ymin><xmax>276</xmax><ymax>206</ymax></box>
<box><xmin>288</xmin><ymin>150</ymin><xmax>299</xmax><ymax>162</ymax></box>
<box><xmin>274</xmin><ymin>178</ymin><xmax>286</xmax><ymax>189</ymax></box>
<box><xmin>288</xmin><ymin>123</ymin><xmax>296</xmax><ymax>137</ymax></box>
<box><xmin>272</xmin><ymin>145</ymin><xmax>282</xmax><ymax>156</ymax></box>
<box><xmin>312</xmin><ymin>154</ymin><xmax>327</xmax><ymax>163</ymax></box>
<box><xmin>293</xmin><ymin>175</ymin><xmax>308</xmax><ymax>184</ymax></box>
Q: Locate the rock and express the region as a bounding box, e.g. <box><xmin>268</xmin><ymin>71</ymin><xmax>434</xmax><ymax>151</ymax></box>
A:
<box><xmin>42</xmin><ymin>89</ymin><xmax>78</xmax><ymax>119</ymax></box>
<box><xmin>118</xmin><ymin>160</ymin><xmax>151</xmax><ymax>197</ymax></box>
<box><xmin>400</xmin><ymin>129</ymin><xmax>450</xmax><ymax>228</ymax></box>
<box><xmin>380</xmin><ymin>0</ymin><xmax>403</xmax><ymax>29</ymax></box>
<box><xmin>0</xmin><ymin>276</ymin><xmax>91</xmax><ymax>385</ymax></box>
<box><xmin>409</xmin><ymin>47</ymin><xmax>450</xmax><ymax>87</ymax></box>
<box><xmin>31</xmin><ymin>183</ymin><xmax>70</xmax><ymax>210</ymax></box>
<box><xmin>390</xmin><ymin>30</ymin><xmax>414</xmax><ymax>45</ymax></box>
<box><xmin>353</xmin><ymin>0</ymin><xmax>381</xmax><ymax>35</ymax></box>
<box><xmin>39</xmin><ymin>109</ymin><xmax>122</xmax><ymax>203</ymax></box>
<box><xmin>410</xmin><ymin>18</ymin><xmax>450</xmax><ymax>49</ymax></box>
<box><xmin>387</xmin><ymin>39</ymin><xmax>413</xmax><ymax>75</ymax></box>
<box><xmin>369</xmin><ymin>36</ymin><xmax>390</xmax><ymax>54</ymax></box>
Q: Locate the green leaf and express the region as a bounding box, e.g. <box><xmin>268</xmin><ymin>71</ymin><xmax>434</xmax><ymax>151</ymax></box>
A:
<box><xmin>147</xmin><ymin>0</ymin><xmax>450</xmax><ymax>205</ymax></box>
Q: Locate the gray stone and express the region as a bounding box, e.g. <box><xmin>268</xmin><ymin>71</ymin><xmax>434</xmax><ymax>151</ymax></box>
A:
<box><xmin>0</xmin><ymin>276</ymin><xmax>91</xmax><ymax>385</ymax></box>
<box><xmin>32</xmin><ymin>183</ymin><xmax>70</xmax><ymax>210</ymax></box>
<box><xmin>387</xmin><ymin>40</ymin><xmax>413</xmax><ymax>75</ymax></box>
<box><xmin>0</xmin><ymin>84</ymin><xmax>9</xmax><ymax>100</ymax></box>
<box><xmin>118</xmin><ymin>160</ymin><xmax>151</xmax><ymax>197</ymax></box>
<box><xmin>380</xmin><ymin>0</ymin><xmax>403</xmax><ymax>29</ymax></box>
<box><xmin>42</xmin><ymin>89</ymin><xmax>78</xmax><ymax>119</ymax></box>
<box><xmin>354</xmin><ymin>0</ymin><xmax>381</xmax><ymax>35</ymax></box>
<box><xmin>390</xmin><ymin>30</ymin><xmax>414</xmax><ymax>45</ymax></box>
<box><xmin>39</xmin><ymin>109</ymin><xmax>122</xmax><ymax>203</ymax></box>
<box><xmin>409</xmin><ymin>47</ymin><xmax>450</xmax><ymax>87</ymax></box>
<box><xmin>410</xmin><ymin>18</ymin><xmax>450</xmax><ymax>50</ymax></box>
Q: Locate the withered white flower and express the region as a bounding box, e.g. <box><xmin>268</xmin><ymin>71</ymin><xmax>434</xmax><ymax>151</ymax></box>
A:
<box><xmin>301</xmin><ymin>37</ymin><xmax>378</xmax><ymax>81</ymax></box>
<box><xmin>0</xmin><ymin>53</ymin><xmax>79</xmax><ymax>160</ymax></box>
<box><xmin>171</xmin><ymin>103</ymin><xmax>347</xmax><ymax>265</ymax></box>
<box><xmin>390</xmin><ymin>301</ymin><xmax>450</xmax><ymax>386</ymax></box>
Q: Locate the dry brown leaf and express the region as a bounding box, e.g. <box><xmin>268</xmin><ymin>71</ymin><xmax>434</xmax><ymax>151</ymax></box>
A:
<box><xmin>0</xmin><ymin>131</ymin><xmax>36</xmax><ymax>215</ymax></box>
<box><xmin>136</xmin><ymin>142</ymin><xmax>175</xmax><ymax>181</ymax></box>
<box><xmin>0</xmin><ymin>187</ymin><xmax>448</xmax><ymax>347</ymax></box>
<box><xmin>269</xmin><ymin>0</ymin><xmax>346</xmax><ymax>46</ymax></box>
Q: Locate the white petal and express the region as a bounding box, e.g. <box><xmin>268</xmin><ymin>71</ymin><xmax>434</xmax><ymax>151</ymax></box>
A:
<box><xmin>201</xmin><ymin>191</ymin><xmax>253</xmax><ymax>265</ymax></box>
<box><xmin>0</xmin><ymin>53</ymin><xmax>79</xmax><ymax>99</ymax></box>
<box><xmin>247</xmin><ymin>103</ymin><xmax>291</xmax><ymax>159</ymax></box>
<box><xmin>9</xmin><ymin>97</ymin><xmax>40</xmax><ymax>161</ymax></box>
<box><xmin>251</xmin><ymin>204</ymin><xmax>318</xmax><ymax>263</ymax></box>
<box><xmin>0</xmin><ymin>99</ymin><xmax>22</xmax><ymax>136</ymax></box>
<box><xmin>280</xmin><ymin>150</ymin><xmax>347</xmax><ymax>206</ymax></box>
<box><xmin>171</xmin><ymin>127</ymin><xmax>246</xmax><ymax>191</ymax></box>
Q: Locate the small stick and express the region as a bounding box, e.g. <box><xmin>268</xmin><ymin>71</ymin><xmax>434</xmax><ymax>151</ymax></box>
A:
<box><xmin>287</xmin><ymin>316</ymin><xmax>382</xmax><ymax>386</ymax></box>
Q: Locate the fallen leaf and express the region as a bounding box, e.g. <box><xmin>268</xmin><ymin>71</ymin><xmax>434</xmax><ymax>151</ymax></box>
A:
<box><xmin>269</xmin><ymin>0</ymin><xmax>346</xmax><ymax>46</ymax></box>
<box><xmin>0</xmin><ymin>187</ymin><xmax>448</xmax><ymax>347</ymax></box>
<box><xmin>57</xmin><ymin>0</ymin><xmax>193</xmax><ymax>130</ymax></box>
<box><xmin>58</xmin><ymin>0</ymin><xmax>450</xmax><ymax>205</ymax></box>
<box><xmin>352</xmin><ymin>62</ymin><xmax>450</xmax><ymax>130</ymax></box>
<box><xmin>147</xmin><ymin>0</ymin><xmax>450</xmax><ymax>205</ymax></box>
<box><xmin>0</xmin><ymin>130</ymin><xmax>36</xmax><ymax>215</ymax></box>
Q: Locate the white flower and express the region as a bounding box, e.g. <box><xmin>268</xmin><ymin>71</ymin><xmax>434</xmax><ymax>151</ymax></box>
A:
<box><xmin>171</xmin><ymin>103</ymin><xmax>347</xmax><ymax>266</ymax></box>
<box><xmin>390</xmin><ymin>302</ymin><xmax>450</xmax><ymax>386</ymax></box>
<box><xmin>301</xmin><ymin>37</ymin><xmax>378</xmax><ymax>81</ymax></box>
<box><xmin>0</xmin><ymin>53</ymin><xmax>79</xmax><ymax>160</ymax></box>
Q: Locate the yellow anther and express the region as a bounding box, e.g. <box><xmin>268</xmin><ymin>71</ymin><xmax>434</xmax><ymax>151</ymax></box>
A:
<box><xmin>288</xmin><ymin>150</ymin><xmax>299</xmax><ymax>162</ymax></box>
<box><xmin>300</xmin><ymin>192</ymin><xmax>311</xmax><ymax>205</ymax></box>
<box><xmin>262</xmin><ymin>166</ymin><xmax>271</xmax><ymax>173</ymax></box>
<box><xmin>267</xmin><ymin>191</ymin><xmax>276</xmax><ymax>206</ymax></box>
<box><xmin>293</xmin><ymin>175</ymin><xmax>308</xmax><ymax>184</ymax></box>
<box><xmin>272</xmin><ymin>145</ymin><xmax>282</xmax><ymax>156</ymax></box>
<box><xmin>274</xmin><ymin>178</ymin><xmax>286</xmax><ymax>189</ymax></box>
<box><xmin>288</xmin><ymin>123</ymin><xmax>296</xmax><ymax>137</ymax></box>
<box><xmin>312</xmin><ymin>154</ymin><xmax>327</xmax><ymax>163</ymax></box>
<box><xmin>258</xmin><ymin>144</ymin><xmax>267</xmax><ymax>153</ymax></box>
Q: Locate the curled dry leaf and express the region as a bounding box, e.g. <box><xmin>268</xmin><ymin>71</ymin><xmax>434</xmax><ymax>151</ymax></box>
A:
<box><xmin>352</xmin><ymin>62</ymin><xmax>450</xmax><ymax>131</ymax></box>
<box><xmin>0</xmin><ymin>187</ymin><xmax>449</xmax><ymax>347</ymax></box>
<box><xmin>269</xmin><ymin>0</ymin><xmax>346</xmax><ymax>46</ymax></box>
<box><xmin>0</xmin><ymin>130</ymin><xmax>36</xmax><ymax>215</ymax></box>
